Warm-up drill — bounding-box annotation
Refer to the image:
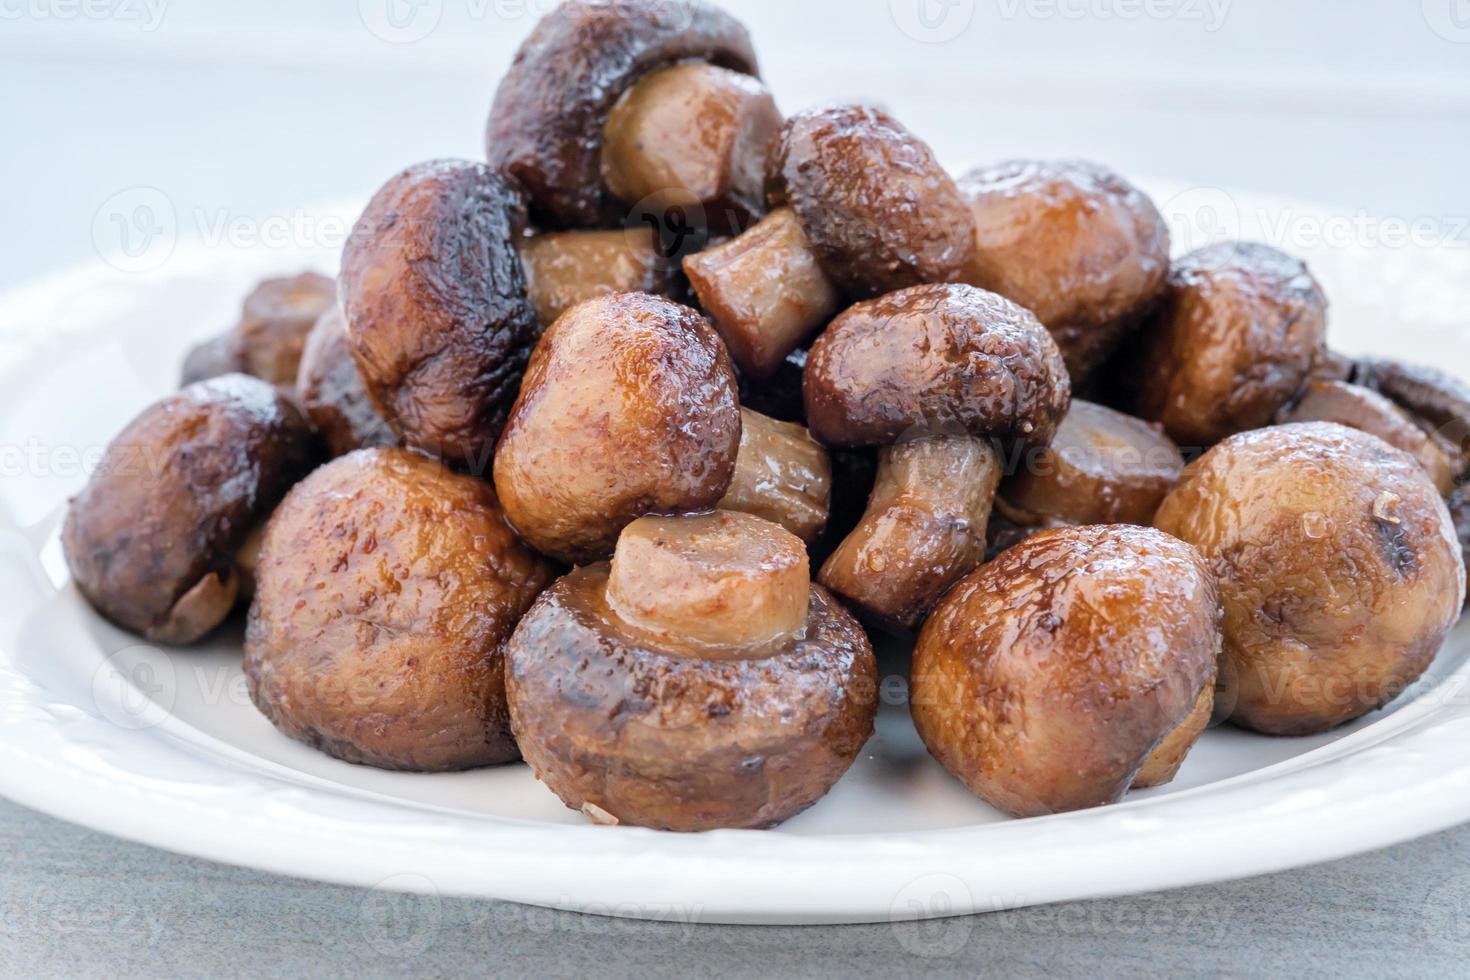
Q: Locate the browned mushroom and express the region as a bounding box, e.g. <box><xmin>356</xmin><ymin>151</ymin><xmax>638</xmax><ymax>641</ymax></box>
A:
<box><xmin>912</xmin><ymin>524</ymin><xmax>1220</xmax><ymax>817</ymax></box>
<box><xmin>180</xmin><ymin>272</ymin><xmax>336</xmax><ymax>388</ymax></box>
<box><xmin>493</xmin><ymin>291</ymin><xmax>741</xmax><ymax>564</ymax></box>
<box><xmin>997</xmin><ymin>399</ymin><xmax>1186</xmax><ymax>530</ymax></box>
<box><xmin>806</xmin><ymin>283</ymin><xmax>1070</xmax><ymax>630</ymax></box>
<box><xmin>958</xmin><ymin>159</ymin><xmax>1170</xmax><ymax>384</ymax></box>
<box><xmin>1354</xmin><ymin>358</ymin><xmax>1470</xmax><ymax>479</ymax></box>
<box><xmin>1155</xmin><ymin>422</ymin><xmax>1465</xmax><ymax>735</ymax></box>
<box><xmin>505</xmin><ymin>511</ymin><xmax>878</xmax><ymax>830</ymax></box>
<box><xmin>1449</xmin><ymin>486</ymin><xmax>1470</xmax><ymax>607</ymax></box>
<box><xmin>62</xmin><ymin>375</ymin><xmax>315</xmax><ymax>644</ymax></box>
<box><xmin>518</xmin><ymin>227</ymin><xmax>675</xmax><ymax>330</ymax></box>
<box><xmin>246</xmin><ymin>447</ymin><xmax>555</xmax><ymax>771</ymax></box>
<box><xmin>1277</xmin><ymin>380</ymin><xmax>1458</xmax><ymax>495</ymax></box>
<box><xmin>717</xmin><ymin>407</ymin><xmax>832</xmax><ymax>542</ymax></box>
<box><xmin>294</xmin><ymin>306</ymin><xmax>398</xmax><ymax>459</ymax></box>
<box><xmin>1123</xmin><ymin>241</ymin><xmax>1328</xmax><ymax>447</ymax></box>
<box><xmin>684</xmin><ymin>104</ymin><xmax>976</xmax><ymax>379</ymax></box>
<box><xmin>485</xmin><ymin>0</ymin><xmax>762</xmax><ymax>229</ymax></box>
<box><xmin>340</xmin><ymin>160</ymin><xmax>537</xmax><ymax>469</ymax></box>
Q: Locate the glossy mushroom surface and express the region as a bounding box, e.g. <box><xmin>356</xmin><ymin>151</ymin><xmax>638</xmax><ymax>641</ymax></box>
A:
<box><xmin>1123</xmin><ymin>241</ymin><xmax>1328</xmax><ymax>447</ymax></box>
<box><xmin>717</xmin><ymin>408</ymin><xmax>832</xmax><ymax>542</ymax></box>
<box><xmin>63</xmin><ymin>375</ymin><xmax>315</xmax><ymax>643</ymax></box>
<box><xmin>341</xmin><ymin>160</ymin><xmax>537</xmax><ymax>468</ymax></box>
<box><xmin>485</xmin><ymin>0</ymin><xmax>759</xmax><ymax>228</ymax></box>
<box><xmin>294</xmin><ymin>307</ymin><xmax>398</xmax><ymax>459</ymax></box>
<box><xmin>245</xmin><ymin>448</ymin><xmax>556</xmax><ymax>771</ymax></box>
<box><xmin>519</xmin><ymin>228</ymin><xmax>674</xmax><ymax>330</ymax></box>
<box><xmin>505</xmin><ymin>512</ymin><xmax>877</xmax><ymax>831</ymax></box>
<box><xmin>493</xmin><ymin>292</ymin><xmax>741</xmax><ymax>563</ymax></box>
<box><xmin>911</xmin><ymin>524</ymin><xmax>1220</xmax><ymax>817</ymax></box>
<box><xmin>1155</xmin><ymin>423</ymin><xmax>1465</xmax><ymax>735</ymax></box>
<box><xmin>959</xmin><ymin>159</ymin><xmax>1170</xmax><ymax>383</ymax></box>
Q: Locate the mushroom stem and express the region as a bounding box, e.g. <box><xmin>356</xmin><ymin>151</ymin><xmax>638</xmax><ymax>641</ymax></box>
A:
<box><xmin>518</xmin><ymin>228</ymin><xmax>671</xmax><ymax>330</ymax></box>
<box><xmin>718</xmin><ymin>408</ymin><xmax>832</xmax><ymax>542</ymax></box>
<box><xmin>819</xmin><ymin>433</ymin><xmax>1002</xmax><ymax>631</ymax></box>
<box><xmin>683</xmin><ymin>208</ymin><xmax>840</xmax><ymax>379</ymax></box>
<box><xmin>606</xmin><ymin>512</ymin><xmax>810</xmax><ymax>653</ymax></box>
<box><xmin>601</xmin><ymin>62</ymin><xmax>781</xmax><ymax>235</ymax></box>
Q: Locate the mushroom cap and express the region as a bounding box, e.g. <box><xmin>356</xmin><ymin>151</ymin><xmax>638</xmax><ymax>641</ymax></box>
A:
<box><xmin>245</xmin><ymin>447</ymin><xmax>556</xmax><ymax>771</ymax></box>
<box><xmin>804</xmin><ymin>283</ymin><xmax>1071</xmax><ymax>451</ymax></box>
<box><xmin>341</xmin><ymin>160</ymin><xmax>537</xmax><ymax>468</ymax></box>
<box><xmin>766</xmin><ymin>104</ymin><xmax>976</xmax><ymax>298</ymax></box>
<box><xmin>506</xmin><ymin>567</ymin><xmax>877</xmax><ymax>830</ymax></box>
<box><xmin>62</xmin><ymin>374</ymin><xmax>316</xmax><ymax>643</ymax></box>
<box><xmin>485</xmin><ymin>0</ymin><xmax>759</xmax><ymax>228</ymax></box>
<box><xmin>294</xmin><ymin>306</ymin><xmax>399</xmax><ymax>459</ymax></box>
<box><xmin>234</xmin><ymin>271</ymin><xmax>338</xmax><ymax>386</ymax></box>
<box><xmin>911</xmin><ymin>524</ymin><xmax>1220</xmax><ymax>817</ymax></box>
<box><xmin>493</xmin><ymin>291</ymin><xmax>741</xmax><ymax>564</ymax></box>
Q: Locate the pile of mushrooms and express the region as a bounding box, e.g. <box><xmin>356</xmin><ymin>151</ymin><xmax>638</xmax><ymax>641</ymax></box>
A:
<box><xmin>65</xmin><ymin>0</ymin><xmax>1468</xmax><ymax>829</ymax></box>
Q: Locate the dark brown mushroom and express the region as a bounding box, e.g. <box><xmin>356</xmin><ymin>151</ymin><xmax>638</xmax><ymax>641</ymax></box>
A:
<box><xmin>958</xmin><ymin>159</ymin><xmax>1170</xmax><ymax>383</ymax></box>
<box><xmin>485</xmin><ymin>0</ymin><xmax>760</xmax><ymax>229</ymax></box>
<box><xmin>246</xmin><ymin>447</ymin><xmax>556</xmax><ymax>771</ymax></box>
<box><xmin>685</xmin><ymin>104</ymin><xmax>976</xmax><ymax>379</ymax></box>
<box><xmin>493</xmin><ymin>291</ymin><xmax>741</xmax><ymax>564</ymax></box>
<box><xmin>62</xmin><ymin>375</ymin><xmax>316</xmax><ymax>644</ymax></box>
<box><xmin>179</xmin><ymin>272</ymin><xmax>336</xmax><ymax>388</ymax></box>
<box><xmin>1354</xmin><ymin>358</ymin><xmax>1470</xmax><ymax>479</ymax></box>
<box><xmin>340</xmin><ymin>160</ymin><xmax>537</xmax><ymax>469</ymax></box>
<box><xmin>806</xmin><ymin>283</ymin><xmax>1070</xmax><ymax>629</ymax></box>
<box><xmin>294</xmin><ymin>306</ymin><xmax>399</xmax><ymax>459</ymax></box>
<box><xmin>518</xmin><ymin>227</ymin><xmax>675</xmax><ymax>330</ymax></box>
<box><xmin>505</xmin><ymin>511</ymin><xmax>877</xmax><ymax>830</ymax></box>
<box><xmin>180</xmin><ymin>332</ymin><xmax>247</xmax><ymax>387</ymax></box>
<box><xmin>1448</xmin><ymin>486</ymin><xmax>1470</xmax><ymax>607</ymax></box>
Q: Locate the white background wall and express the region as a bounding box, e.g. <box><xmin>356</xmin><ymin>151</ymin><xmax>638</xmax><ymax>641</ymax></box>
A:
<box><xmin>2</xmin><ymin>0</ymin><xmax>1467</xmax><ymax>289</ymax></box>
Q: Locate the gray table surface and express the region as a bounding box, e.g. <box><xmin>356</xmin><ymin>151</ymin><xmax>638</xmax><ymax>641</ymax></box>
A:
<box><xmin>5</xmin><ymin>794</ymin><xmax>1470</xmax><ymax>979</ymax></box>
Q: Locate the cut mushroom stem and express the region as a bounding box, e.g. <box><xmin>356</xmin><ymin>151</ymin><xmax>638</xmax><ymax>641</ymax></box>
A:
<box><xmin>607</xmin><ymin>512</ymin><xmax>810</xmax><ymax>652</ymax></box>
<box><xmin>1133</xmin><ymin>679</ymin><xmax>1215</xmax><ymax>789</ymax></box>
<box><xmin>718</xmin><ymin>408</ymin><xmax>832</xmax><ymax>542</ymax></box>
<box><xmin>518</xmin><ymin>228</ymin><xmax>673</xmax><ymax>330</ymax></box>
<box><xmin>601</xmin><ymin>62</ymin><xmax>781</xmax><ymax>235</ymax></box>
<box><xmin>684</xmin><ymin>208</ymin><xmax>840</xmax><ymax>378</ymax></box>
<box><xmin>151</xmin><ymin>571</ymin><xmax>239</xmax><ymax>645</ymax></box>
<box><xmin>819</xmin><ymin>432</ymin><xmax>1002</xmax><ymax>632</ymax></box>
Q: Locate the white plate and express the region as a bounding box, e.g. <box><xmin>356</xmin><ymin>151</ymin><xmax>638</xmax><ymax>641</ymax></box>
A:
<box><xmin>2</xmin><ymin>183</ymin><xmax>1469</xmax><ymax>925</ymax></box>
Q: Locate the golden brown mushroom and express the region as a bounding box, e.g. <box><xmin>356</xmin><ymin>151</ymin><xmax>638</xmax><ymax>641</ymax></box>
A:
<box><xmin>717</xmin><ymin>407</ymin><xmax>832</xmax><ymax>542</ymax></box>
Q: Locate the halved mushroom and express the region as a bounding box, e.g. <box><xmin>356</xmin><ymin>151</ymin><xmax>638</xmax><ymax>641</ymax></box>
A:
<box><xmin>505</xmin><ymin>511</ymin><xmax>878</xmax><ymax>831</ymax></box>
<box><xmin>62</xmin><ymin>375</ymin><xmax>316</xmax><ymax>644</ymax></box>
<box><xmin>1155</xmin><ymin>422</ymin><xmax>1465</xmax><ymax>735</ymax></box>
<box><xmin>485</xmin><ymin>0</ymin><xmax>762</xmax><ymax>229</ymax></box>
<box><xmin>806</xmin><ymin>283</ymin><xmax>1070</xmax><ymax>629</ymax></box>
<box><xmin>997</xmin><ymin>399</ymin><xmax>1186</xmax><ymax>529</ymax></box>
<box><xmin>341</xmin><ymin>160</ymin><xmax>537</xmax><ymax>469</ymax></box>
<box><xmin>518</xmin><ymin>227</ymin><xmax>675</xmax><ymax>330</ymax></box>
<box><xmin>912</xmin><ymin>524</ymin><xmax>1220</xmax><ymax>818</ymax></box>
<box><xmin>717</xmin><ymin>407</ymin><xmax>832</xmax><ymax>542</ymax></box>
<box><xmin>1277</xmin><ymin>380</ymin><xmax>1458</xmax><ymax>495</ymax></box>
<box><xmin>246</xmin><ymin>447</ymin><xmax>555</xmax><ymax>771</ymax></box>
<box><xmin>493</xmin><ymin>292</ymin><xmax>741</xmax><ymax>564</ymax></box>
<box><xmin>294</xmin><ymin>306</ymin><xmax>398</xmax><ymax>459</ymax></box>
<box><xmin>1123</xmin><ymin>241</ymin><xmax>1329</xmax><ymax>447</ymax></box>
<box><xmin>959</xmin><ymin>160</ymin><xmax>1170</xmax><ymax>384</ymax></box>
<box><xmin>684</xmin><ymin>105</ymin><xmax>976</xmax><ymax>378</ymax></box>
<box><xmin>180</xmin><ymin>272</ymin><xmax>336</xmax><ymax>388</ymax></box>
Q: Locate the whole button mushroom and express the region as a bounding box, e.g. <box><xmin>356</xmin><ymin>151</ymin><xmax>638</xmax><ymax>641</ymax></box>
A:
<box><xmin>505</xmin><ymin>511</ymin><xmax>878</xmax><ymax>831</ymax></box>
<box><xmin>485</xmin><ymin>0</ymin><xmax>765</xmax><ymax>230</ymax></box>
<box><xmin>1155</xmin><ymin>422</ymin><xmax>1465</xmax><ymax>735</ymax></box>
<box><xmin>1122</xmin><ymin>241</ymin><xmax>1329</xmax><ymax>447</ymax></box>
<box><xmin>180</xmin><ymin>272</ymin><xmax>337</xmax><ymax>388</ymax></box>
<box><xmin>294</xmin><ymin>306</ymin><xmax>399</xmax><ymax>460</ymax></box>
<box><xmin>341</xmin><ymin>160</ymin><xmax>537</xmax><ymax>469</ymax></box>
<box><xmin>958</xmin><ymin>159</ymin><xmax>1171</xmax><ymax>384</ymax></box>
<box><xmin>911</xmin><ymin>525</ymin><xmax>1221</xmax><ymax>817</ymax></box>
<box><xmin>805</xmin><ymin>282</ymin><xmax>1071</xmax><ymax>630</ymax></box>
<box><xmin>493</xmin><ymin>291</ymin><xmax>741</xmax><ymax>564</ymax></box>
<box><xmin>245</xmin><ymin>448</ymin><xmax>556</xmax><ymax>771</ymax></box>
<box><xmin>62</xmin><ymin>375</ymin><xmax>316</xmax><ymax>644</ymax></box>
<box><xmin>685</xmin><ymin>104</ymin><xmax>977</xmax><ymax>379</ymax></box>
